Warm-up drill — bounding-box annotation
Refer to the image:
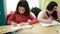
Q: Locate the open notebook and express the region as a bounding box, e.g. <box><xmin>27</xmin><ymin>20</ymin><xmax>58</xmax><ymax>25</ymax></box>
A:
<box><xmin>11</xmin><ymin>24</ymin><xmax>32</xmax><ymax>31</ymax></box>
<box><xmin>40</xmin><ymin>21</ymin><xmax>60</xmax><ymax>27</ymax></box>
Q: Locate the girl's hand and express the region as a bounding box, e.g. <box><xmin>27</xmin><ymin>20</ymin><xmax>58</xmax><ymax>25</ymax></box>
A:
<box><xmin>49</xmin><ymin>16</ymin><xmax>53</xmax><ymax>20</ymax></box>
<box><xmin>19</xmin><ymin>22</ymin><xmax>29</xmax><ymax>26</ymax></box>
<box><xmin>47</xmin><ymin>18</ymin><xmax>53</xmax><ymax>23</ymax></box>
<box><xmin>11</xmin><ymin>21</ymin><xmax>17</xmax><ymax>26</ymax></box>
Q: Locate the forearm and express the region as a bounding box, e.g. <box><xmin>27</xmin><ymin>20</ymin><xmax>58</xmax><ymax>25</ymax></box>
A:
<box><xmin>38</xmin><ymin>18</ymin><xmax>52</xmax><ymax>23</ymax></box>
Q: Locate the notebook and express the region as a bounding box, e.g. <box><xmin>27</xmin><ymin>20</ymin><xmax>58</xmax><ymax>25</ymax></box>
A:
<box><xmin>11</xmin><ymin>24</ymin><xmax>32</xmax><ymax>31</ymax></box>
<box><xmin>40</xmin><ymin>21</ymin><xmax>60</xmax><ymax>27</ymax></box>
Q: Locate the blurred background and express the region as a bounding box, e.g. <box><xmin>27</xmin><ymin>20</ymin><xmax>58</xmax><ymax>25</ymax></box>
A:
<box><xmin>6</xmin><ymin>0</ymin><xmax>39</xmax><ymax>14</ymax></box>
<box><xmin>6</xmin><ymin>0</ymin><xmax>60</xmax><ymax>14</ymax></box>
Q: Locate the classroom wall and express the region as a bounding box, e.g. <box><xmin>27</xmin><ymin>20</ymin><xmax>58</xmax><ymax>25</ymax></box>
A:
<box><xmin>0</xmin><ymin>0</ymin><xmax>6</xmax><ymax>26</ymax></box>
<box><xmin>39</xmin><ymin>0</ymin><xmax>60</xmax><ymax>10</ymax></box>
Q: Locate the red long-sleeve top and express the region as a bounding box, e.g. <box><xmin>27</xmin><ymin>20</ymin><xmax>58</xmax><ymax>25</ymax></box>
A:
<box><xmin>7</xmin><ymin>11</ymin><xmax>38</xmax><ymax>25</ymax></box>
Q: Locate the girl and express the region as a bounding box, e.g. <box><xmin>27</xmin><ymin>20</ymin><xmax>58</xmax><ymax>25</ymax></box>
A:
<box><xmin>38</xmin><ymin>1</ymin><xmax>60</xmax><ymax>23</ymax></box>
<box><xmin>7</xmin><ymin>0</ymin><xmax>38</xmax><ymax>26</ymax></box>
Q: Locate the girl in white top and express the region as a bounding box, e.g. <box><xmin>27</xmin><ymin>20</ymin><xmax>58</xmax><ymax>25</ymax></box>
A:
<box><xmin>38</xmin><ymin>1</ymin><xmax>60</xmax><ymax>24</ymax></box>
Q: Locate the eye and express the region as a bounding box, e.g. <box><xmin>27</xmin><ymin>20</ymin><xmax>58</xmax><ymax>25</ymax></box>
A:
<box><xmin>55</xmin><ymin>8</ymin><xmax>57</xmax><ymax>9</ymax></box>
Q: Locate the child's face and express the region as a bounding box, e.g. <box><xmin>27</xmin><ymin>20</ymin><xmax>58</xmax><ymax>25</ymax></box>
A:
<box><xmin>18</xmin><ymin>6</ymin><xmax>25</xmax><ymax>14</ymax></box>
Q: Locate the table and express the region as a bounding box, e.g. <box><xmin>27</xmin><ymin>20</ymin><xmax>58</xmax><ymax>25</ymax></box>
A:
<box><xmin>0</xmin><ymin>25</ymin><xmax>21</xmax><ymax>34</ymax></box>
<box><xmin>31</xmin><ymin>23</ymin><xmax>58</xmax><ymax>34</ymax></box>
<box><xmin>0</xmin><ymin>23</ymin><xmax>60</xmax><ymax>34</ymax></box>
<box><xmin>0</xmin><ymin>25</ymin><xmax>32</xmax><ymax>34</ymax></box>
<box><xmin>0</xmin><ymin>32</ymin><xmax>3</xmax><ymax>34</ymax></box>
<box><xmin>17</xmin><ymin>23</ymin><xmax>60</xmax><ymax>34</ymax></box>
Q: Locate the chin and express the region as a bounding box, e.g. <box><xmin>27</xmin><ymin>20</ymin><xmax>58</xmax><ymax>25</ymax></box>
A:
<box><xmin>21</xmin><ymin>13</ymin><xmax>24</xmax><ymax>14</ymax></box>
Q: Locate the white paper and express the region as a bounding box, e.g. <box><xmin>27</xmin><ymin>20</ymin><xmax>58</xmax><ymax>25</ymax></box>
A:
<box><xmin>11</xmin><ymin>24</ymin><xmax>32</xmax><ymax>30</ymax></box>
<box><xmin>21</xmin><ymin>25</ymin><xmax>32</xmax><ymax>28</ymax></box>
<box><xmin>40</xmin><ymin>21</ymin><xmax>60</xmax><ymax>27</ymax></box>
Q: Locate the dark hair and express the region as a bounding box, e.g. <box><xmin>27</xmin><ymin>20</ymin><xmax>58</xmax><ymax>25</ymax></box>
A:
<box><xmin>46</xmin><ymin>1</ymin><xmax>59</xmax><ymax>21</ymax></box>
<box><xmin>46</xmin><ymin>1</ymin><xmax>58</xmax><ymax>11</ymax></box>
<box><xmin>16</xmin><ymin>0</ymin><xmax>30</xmax><ymax>16</ymax></box>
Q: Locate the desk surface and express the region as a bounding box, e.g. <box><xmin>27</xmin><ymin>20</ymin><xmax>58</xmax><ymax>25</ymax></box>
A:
<box><xmin>17</xmin><ymin>23</ymin><xmax>60</xmax><ymax>34</ymax></box>
<box><xmin>0</xmin><ymin>25</ymin><xmax>21</xmax><ymax>33</ymax></box>
<box><xmin>0</xmin><ymin>23</ymin><xmax>60</xmax><ymax>34</ymax></box>
<box><xmin>0</xmin><ymin>25</ymin><xmax>11</xmax><ymax>33</ymax></box>
<box><xmin>0</xmin><ymin>32</ymin><xmax>3</xmax><ymax>34</ymax></box>
<box><xmin>0</xmin><ymin>25</ymin><xmax>32</xmax><ymax>34</ymax></box>
<box><xmin>31</xmin><ymin>23</ymin><xmax>58</xmax><ymax>34</ymax></box>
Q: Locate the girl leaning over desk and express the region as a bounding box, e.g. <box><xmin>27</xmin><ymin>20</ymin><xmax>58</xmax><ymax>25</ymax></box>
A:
<box><xmin>38</xmin><ymin>1</ymin><xmax>60</xmax><ymax>23</ymax></box>
<box><xmin>7</xmin><ymin>0</ymin><xmax>39</xmax><ymax>26</ymax></box>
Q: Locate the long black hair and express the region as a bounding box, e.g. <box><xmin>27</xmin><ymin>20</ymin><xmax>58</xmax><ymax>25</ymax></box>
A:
<box><xmin>46</xmin><ymin>1</ymin><xmax>58</xmax><ymax>11</ymax></box>
<box><xmin>16</xmin><ymin>0</ymin><xmax>30</xmax><ymax>16</ymax></box>
<box><xmin>46</xmin><ymin>1</ymin><xmax>58</xmax><ymax>20</ymax></box>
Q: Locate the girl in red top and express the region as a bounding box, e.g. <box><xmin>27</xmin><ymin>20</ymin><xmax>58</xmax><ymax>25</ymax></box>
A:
<box><xmin>7</xmin><ymin>0</ymin><xmax>38</xmax><ymax>26</ymax></box>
